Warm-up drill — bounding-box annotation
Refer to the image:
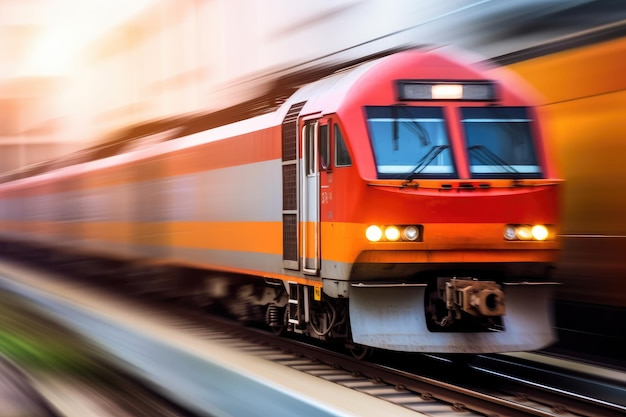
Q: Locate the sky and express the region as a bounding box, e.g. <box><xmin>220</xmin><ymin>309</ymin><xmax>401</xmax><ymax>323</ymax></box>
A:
<box><xmin>8</xmin><ymin>0</ymin><xmax>155</xmax><ymax>76</ymax></box>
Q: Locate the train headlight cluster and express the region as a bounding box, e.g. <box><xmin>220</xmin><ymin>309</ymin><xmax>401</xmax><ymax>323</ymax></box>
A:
<box><xmin>503</xmin><ymin>224</ymin><xmax>552</xmax><ymax>241</ymax></box>
<box><xmin>366</xmin><ymin>225</ymin><xmax>422</xmax><ymax>242</ymax></box>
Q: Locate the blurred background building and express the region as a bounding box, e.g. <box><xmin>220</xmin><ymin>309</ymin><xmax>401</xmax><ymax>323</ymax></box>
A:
<box><xmin>0</xmin><ymin>0</ymin><xmax>622</xmax><ymax>172</ymax></box>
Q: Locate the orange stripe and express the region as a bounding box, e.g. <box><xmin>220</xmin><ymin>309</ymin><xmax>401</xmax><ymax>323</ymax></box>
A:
<box><xmin>0</xmin><ymin>220</ymin><xmax>558</xmax><ymax>265</ymax></box>
<box><xmin>167</xmin><ymin>127</ymin><xmax>281</xmax><ymax>177</ymax></box>
<box><xmin>0</xmin><ymin>221</ymin><xmax>283</xmax><ymax>254</ymax></box>
<box><xmin>78</xmin><ymin>127</ymin><xmax>283</xmax><ymax>191</ymax></box>
<box><xmin>0</xmin><ymin>221</ymin><xmax>323</xmax><ymax>286</ymax></box>
<box><xmin>79</xmin><ymin>222</ymin><xmax>284</xmax><ymax>253</ymax></box>
<box><xmin>3</xmin><ymin>220</ymin><xmax>292</xmax><ymax>256</ymax></box>
<box><xmin>100</xmin><ymin>128</ymin><xmax>281</xmax><ymax>185</ymax></box>
<box><xmin>10</xmin><ymin>219</ymin><xmax>293</xmax><ymax>254</ymax></box>
<box><xmin>0</xmin><ymin>126</ymin><xmax>282</xmax><ymax>195</ymax></box>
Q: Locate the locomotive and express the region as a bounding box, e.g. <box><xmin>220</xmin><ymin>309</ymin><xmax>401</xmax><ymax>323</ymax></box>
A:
<box><xmin>0</xmin><ymin>49</ymin><xmax>561</xmax><ymax>354</ymax></box>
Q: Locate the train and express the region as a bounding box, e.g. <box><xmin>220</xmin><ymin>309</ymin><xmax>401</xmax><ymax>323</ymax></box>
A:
<box><xmin>0</xmin><ymin>48</ymin><xmax>562</xmax><ymax>354</ymax></box>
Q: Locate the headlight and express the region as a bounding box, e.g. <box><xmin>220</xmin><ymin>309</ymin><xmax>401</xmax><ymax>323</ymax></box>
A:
<box><xmin>366</xmin><ymin>225</ymin><xmax>383</xmax><ymax>242</ymax></box>
<box><xmin>503</xmin><ymin>225</ymin><xmax>517</xmax><ymax>240</ymax></box>
<box><xmin>515</xmin><ymin>225</ymin><xmax>533</xmax><ymax>240</ymax></box>
<box><xmin>403</xmin><ymin>225</ymin><xmax>420</xmax><ymax>241</ymax></box>
<box><xmin>531</xmin><ymin>225</ymin><xmax>549</xmax><ymax>241</ymax></box>
<box><xmin>384</xmin><ymin>226</ymin><xmax>400</xmax><ymax>241</ymax></box>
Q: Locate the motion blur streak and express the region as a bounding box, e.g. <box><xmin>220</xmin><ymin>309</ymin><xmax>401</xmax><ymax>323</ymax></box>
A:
<box><xmin>504</xmin><ymin>35</ymin><xmax>626</xmax><ymax>307</ymax></box>
<box><xmin>1</xmin><ymin>0</ymin><xmax>615</xmax><ymax>172</ymax></box>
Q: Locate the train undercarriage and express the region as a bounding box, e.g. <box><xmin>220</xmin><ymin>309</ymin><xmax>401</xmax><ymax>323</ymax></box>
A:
<box><xmin>0</xmin><ymin>241</ymin><xmax>557</xmax><ymax>355</ymax></box>
<box><xmin>195</xmin><ymin>272</ymin><xmax>557</xmax><ymax>354</ymax></box>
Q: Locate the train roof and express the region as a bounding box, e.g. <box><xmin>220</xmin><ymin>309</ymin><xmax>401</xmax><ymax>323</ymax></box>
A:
<box><xmin>0</xmin><ymin>47</ymin><xmax>515</xmax><ymax>185</ymax></box>
<box><xmin>278</xmin><ymin>48</ymin><xmax>535</xmax><ymax>120</ymax></box>
<box><xmin>283</xmin><ymin>58</ymin><xmax>381</xmax><ymax>117</ymax></box>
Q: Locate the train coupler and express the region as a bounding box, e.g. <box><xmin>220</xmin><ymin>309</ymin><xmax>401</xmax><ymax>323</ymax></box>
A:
<box><xmin>442</xmin><ymin>277</ymin><xmax>505</xmax><ymax>318</ymax></box>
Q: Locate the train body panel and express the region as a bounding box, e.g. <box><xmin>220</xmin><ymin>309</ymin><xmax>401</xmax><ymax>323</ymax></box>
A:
<box><xmin>0</xmin><ymin>49</ymin><xmax>561</xmax><ymax>353</ymax></box>
<box><xmin>350</xmin><ymin>283</ymin><xmax>555</xmax><ymax>353</ymax></box>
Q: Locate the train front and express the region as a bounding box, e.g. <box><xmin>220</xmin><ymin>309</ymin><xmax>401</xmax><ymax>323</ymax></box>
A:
<box><xmin>327</xmin><ymin>51</ymin><xmax>561</xmax><ymax>353</ymax></box>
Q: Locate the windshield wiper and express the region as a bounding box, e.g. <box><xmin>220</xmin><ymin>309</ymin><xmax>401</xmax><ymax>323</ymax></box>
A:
<box><xmin>395</xmin><ymin>106</ymin><xmax>431</xmax><ymax>147</ymax></box>
<box><xmin>405</xmin><ymin>145</ymin><xmax>449</xmax><ymax>180</ymax></box>
<box><xmin>467</xmin><ymin>145</ymin><xmax>519</xmax><ymax>176</ymax></box>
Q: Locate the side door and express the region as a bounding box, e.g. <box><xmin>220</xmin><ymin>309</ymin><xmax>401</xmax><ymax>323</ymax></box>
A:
<box><xmin>301</xmin><ymin>119</ymin><xmax>321</xmax><ymax>274</ymax></box>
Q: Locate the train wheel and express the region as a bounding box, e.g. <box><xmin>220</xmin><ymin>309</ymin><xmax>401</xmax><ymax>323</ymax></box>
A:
<box><xmin>266</xmin><ymin>305</ymin><xmax>286</xmax><ymax>335</ymax></box>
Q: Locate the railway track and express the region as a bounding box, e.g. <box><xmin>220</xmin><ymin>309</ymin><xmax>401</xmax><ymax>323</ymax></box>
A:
<box><xmin>155</xmin><ymin>303</ymin><xmax>626</xmax><ymax>417</ymax></box>
<box><xmin>0</xmin><ymin>258</ymin><xmax>624</xmax><ymax>417</ymax></box>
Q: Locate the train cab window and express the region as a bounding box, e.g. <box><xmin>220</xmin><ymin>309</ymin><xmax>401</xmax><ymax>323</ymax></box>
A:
<box><xmin>319</xmin><ymin>124</ymin><xmax>329</xmax><ymax>170</ymax></box>
<box><xmin>461</xmin><ymin>107</ymin><xmax>541</xmax><ymax>178</ymax></box>
<box><xmin>365</xmin><ymin>106</ymin><xmax>454</xmax><ymax>179</ymax></box>
<box><xmin>334</xmin><ymin>124</ymin><xmax>352</xmax><ymax>167</ymax></box>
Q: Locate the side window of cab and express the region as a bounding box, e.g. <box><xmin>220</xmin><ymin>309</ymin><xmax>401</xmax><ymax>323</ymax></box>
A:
<box><xmin>334</xmin><ymin>124</ymin><xmax>352</xmax><ymax>167</ymax></box>
<box><xmin>319</xmin><ymin>124</ymin><xmax>330</xmax><ymax>171</ymax></box>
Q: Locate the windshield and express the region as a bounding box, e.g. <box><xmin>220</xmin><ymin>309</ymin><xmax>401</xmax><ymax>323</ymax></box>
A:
<box><xmin>366</xmin><ymin>106</ymin><xmax>455</xmax><ymax>179</ymax></box>
<box><xmin>461</xmin><ymin>107</ymin><xmax>541</xmax><ymax>178</ymax></box>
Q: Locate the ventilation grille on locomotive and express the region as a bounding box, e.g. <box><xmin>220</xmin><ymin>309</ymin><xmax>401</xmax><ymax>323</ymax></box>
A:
<box><xmin>281</xmin><ymin>102</ymin><xmax>305</xmax><ymax>267</ymax></box>
<box><xmin>282</xmin><ymin>103</ymin><xmax>304</xmax><ymax>162</ymax></box>
<box><xmin>282</xmin><ymin>164</ymin><xmax>297</xmax><ymax>211</ymax></box>
<box><xmin>282</xmin><ymin>214</ymin><xmax>298</xmax><ymax>263</ymax></box>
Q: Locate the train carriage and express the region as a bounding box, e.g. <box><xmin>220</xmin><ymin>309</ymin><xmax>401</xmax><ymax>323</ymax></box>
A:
<box><xmin>0</xmin><ymin>49</ymin><xmax>561</xmax><ymax>353</ymax></box>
